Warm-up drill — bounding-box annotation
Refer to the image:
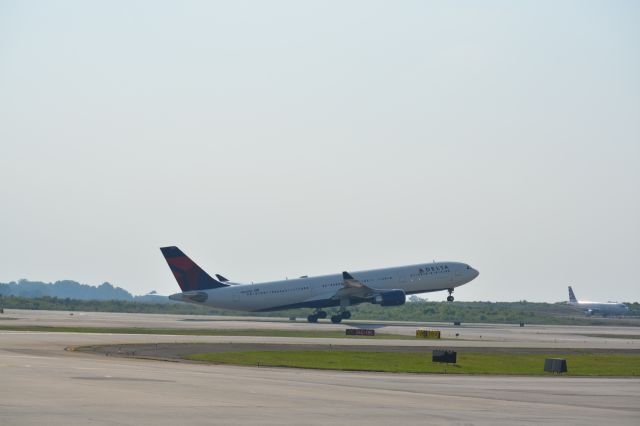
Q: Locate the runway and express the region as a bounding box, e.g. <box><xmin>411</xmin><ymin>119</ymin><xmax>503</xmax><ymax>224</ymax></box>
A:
<box><xmin>3</xmin><ymin>308</ymin><xmax>640</xmax><ymax>349</ymax></box>
<box><xmin>1</xmin><ymin>310</ymin><xmax>639</xmax><ymax>425</ymax></box>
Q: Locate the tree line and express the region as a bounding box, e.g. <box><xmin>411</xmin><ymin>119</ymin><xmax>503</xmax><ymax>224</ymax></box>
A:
<box><xmin>1</xmin><ymin>294</ymin><xmax>638</xmax><ymax>326</ymax></box>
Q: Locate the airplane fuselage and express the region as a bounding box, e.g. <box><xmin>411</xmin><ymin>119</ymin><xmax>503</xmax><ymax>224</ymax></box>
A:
<box><xmin>170</xmin><ymin>261</ymin><xmax>478</xmax><ymax>312</ymax></box>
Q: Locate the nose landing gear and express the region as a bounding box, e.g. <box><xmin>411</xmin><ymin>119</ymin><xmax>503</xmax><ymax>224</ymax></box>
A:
<box><xmin>446</xmin><ymin>288</ymin><xmax>454</xmax><ymax>302</ymax></box>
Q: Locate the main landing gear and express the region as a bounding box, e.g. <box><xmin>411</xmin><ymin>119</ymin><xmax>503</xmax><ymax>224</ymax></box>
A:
<box><xmin>307</xmin><ymin>310</ymin><xmax>328</xmax><ymax>323</ymax></box>
<box><xmin>330</xmin><ymin>310</ymin><xmax>351</xmax><ymax>324</ymax></box>
<box><xmin>308</xmin><ymin>309</ymin><xmax>351</xmax><ymax>323</ymax></box>
<box><xmin>446</xmin><ymin>288</ymin><xmax>454</xmax><ymax>302</ymax></box>
<box><xmin>332</xmin><ymin>298</ymin><xmax>352</xmax><ymax>324</ymax></box>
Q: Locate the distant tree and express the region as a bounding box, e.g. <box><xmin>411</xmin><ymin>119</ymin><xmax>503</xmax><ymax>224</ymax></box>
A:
<box><xmin>0</xmin><ymin>279</ymin><xmax>133</xmax><ymax>301</ymax></box>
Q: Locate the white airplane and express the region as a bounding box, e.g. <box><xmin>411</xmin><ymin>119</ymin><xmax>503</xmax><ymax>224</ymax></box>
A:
<box><xmin>161</xmin><ymin>246</ymin><xmax>479</xmax><ymax>323</ymax></box>
<box><xmin>568</xmin><ymin>286</ymin><xmax>628</xmax><ymax>316</ymax></box>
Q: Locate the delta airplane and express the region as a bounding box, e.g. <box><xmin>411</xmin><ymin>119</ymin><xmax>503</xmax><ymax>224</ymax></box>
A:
<box><xmin>161</xmin><ymin>246</ymin><xmax>479</xmax><ymax>323</ymax></box>
<box><xmin>568</xmin><ymin>286</ymin><xmax>628</xmax><ymax>316</ymax></box>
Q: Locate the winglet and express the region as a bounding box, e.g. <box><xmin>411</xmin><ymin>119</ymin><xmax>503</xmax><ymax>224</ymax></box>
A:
<box><xmin>215</xmin><ymin>274</ymin><xmax>229</xmax><ymax>282</ymax></box>
<box><xmin>342</xmin><ymin>271</ymin><xmax>367</xmax><ymax>289</ymax></box>
<box><xmin>342</xmin><ymin>271</ymin><xmax>354</xmax><ymax>280</ymax></box>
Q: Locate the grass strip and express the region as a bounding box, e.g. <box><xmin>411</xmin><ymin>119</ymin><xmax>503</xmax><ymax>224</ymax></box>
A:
<box><xmin>0</xmin><ymin>325</ymin><xmax>410</xmax><ymax>339</ymax></box>
<box><xmin>185</xmin><ymin>350</ymin><xmax>640</xmax><ymax>376</ymax></box>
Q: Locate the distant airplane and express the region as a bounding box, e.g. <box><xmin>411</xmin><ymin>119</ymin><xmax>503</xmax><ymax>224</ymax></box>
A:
<box><xmin>568</xmin><ymin>286</ymin><xmax>628</xmax><ymax>316</ymax></box>
<box><xmin>161</xmin><ymin>246</ymin><xmax>479</xmax><ymax>323</ymax></box>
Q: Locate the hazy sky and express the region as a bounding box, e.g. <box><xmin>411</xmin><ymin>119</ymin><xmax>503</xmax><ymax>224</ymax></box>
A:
<box><xmin>1</xmin><ymin>1</ymin><xmax>638</xmax><ymax>302</ymax></box>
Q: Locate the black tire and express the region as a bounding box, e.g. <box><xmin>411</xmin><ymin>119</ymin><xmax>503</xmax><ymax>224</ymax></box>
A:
<box><xmin>317</xmin><ymin>311</ymin><xmax>327</xmax><ymax>319</ymax></box>
<box><xmin>307</xmin><ymin>314</ymin><xmax>318</xmax><ymax>323</ymax></box>
<box><xmin>330</xmin><ymin>315</ymin><xmax>342</xmax><ymax>324</ymax></box>
<box><xmin>341</xmin><ymin>311</ymin><xmax>351</xmax><ymax>319</ymax></box>
<box><xmin>447</xmin><ymin>295</ymin><xmax>454</xmax><ymax>302</ymax></box>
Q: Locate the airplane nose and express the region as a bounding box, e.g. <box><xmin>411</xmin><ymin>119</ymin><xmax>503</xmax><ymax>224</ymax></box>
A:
<box><xmin>471</xmin><ymin>268</ymin><xmax>479</xmax><ymax>279</ymax></box>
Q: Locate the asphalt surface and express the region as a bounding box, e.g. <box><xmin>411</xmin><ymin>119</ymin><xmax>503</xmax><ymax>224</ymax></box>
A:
<box><xmin>1</xmin><ymin>309</ymin><xmax>639</xmax><ymax>425</ymax></box>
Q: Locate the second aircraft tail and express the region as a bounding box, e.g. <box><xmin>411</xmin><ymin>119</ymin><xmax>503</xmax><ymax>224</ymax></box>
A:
<box><xmin>568</xmin><ymin>286</ymin><xmax>578</xmax><ymax>303</ymax></box>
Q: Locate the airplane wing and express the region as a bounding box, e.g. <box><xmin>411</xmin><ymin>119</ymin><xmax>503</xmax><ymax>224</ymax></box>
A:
<box><xmin>333</xmin><ymin>271</ymin><xmax>377</xmax><ymax>299</ymax></box>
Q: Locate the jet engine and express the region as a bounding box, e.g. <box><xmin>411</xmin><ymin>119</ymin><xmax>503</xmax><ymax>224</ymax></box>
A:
<box><xmin>372</xmin><ymin>289</ymin><xmax>406</xmax><ymax>306</ymax></box>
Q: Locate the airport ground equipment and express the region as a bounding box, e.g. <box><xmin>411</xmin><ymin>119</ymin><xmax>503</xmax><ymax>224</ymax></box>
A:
<box><xmin>544</xmin><ymin>358</ymin><xmax>568</xmax><ymax>374</ymax></box>
<box><xmin>416</xmin><ymin>329</ymin><xmax>441</xmax><ymax>339</ymax></box>
<box><xmin>453</xmin><ymin>321</ymin><xmax>461</xmax><ymax>326</ymax></box>
<box><xmin>345</xmin><ymin>328</ymin><xmax>375</xmax><ymax>336</ymax></box>
<box><xmin>432</xmin><ymin>350</ymin><xmax>457</xmax><ymax>363</ymax></box>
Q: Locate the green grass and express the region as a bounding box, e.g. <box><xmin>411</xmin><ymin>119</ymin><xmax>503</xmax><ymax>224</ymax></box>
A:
<box><xmin>185</xmin><ymin>350</ymin><xmax>640</xmax><ymax>376</ymax></box>
<box><xmin>4</xmin><ymin>293</ymin><xmax>640</xmax><ymax>326</ymax></box>
<box><xmin>0</xmin><ymin>325</ymin><xmax>410</xmax><ymax>339</ymax></box>
<box><xmin>3</xmin><ymin>294</ymin><xmax>640</xmax><ymax>326</ymax></box>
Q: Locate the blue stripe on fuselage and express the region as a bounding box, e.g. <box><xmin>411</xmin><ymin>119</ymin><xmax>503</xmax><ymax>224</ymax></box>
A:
<box><xmin>251</xmin><ymin>288</ymin><xmax>450</xmax><ymax>312</ymax></box>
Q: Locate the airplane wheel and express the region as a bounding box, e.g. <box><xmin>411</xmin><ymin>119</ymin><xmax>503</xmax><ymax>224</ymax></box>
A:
<box><xmin>307</xmin><ymin>314</ymin><xmax>318</xmax><ymax>323</ymax></box>
<box><xmin>447</xmin><ymin>295</ymin><xmax>454</xmax><ymax>302</ymax></box>
<box><xmin>317</xmin><ymin>311</ymin><xmax>327</xmax><ymax>319</ymax></box>
<box><xmin>330</xmin><ymin>315</ymin><xmax>342</xmax><ymax>324</ymax></box>
<box><xmin>341</xmin><ymin>311</ymin><xmax>351</xmax><ymax>319</ymax></box>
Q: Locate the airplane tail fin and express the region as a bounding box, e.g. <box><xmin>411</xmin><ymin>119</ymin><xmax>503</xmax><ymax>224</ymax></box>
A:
<box><xmin>568</xmin><ymin>286</ymin><xmax>578</xmax><ymax>303</ymax></box>
<box><xmin>160</xmin><ymin>246</ymin><xmax>228</xmax><ymax>291</ymax></box>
